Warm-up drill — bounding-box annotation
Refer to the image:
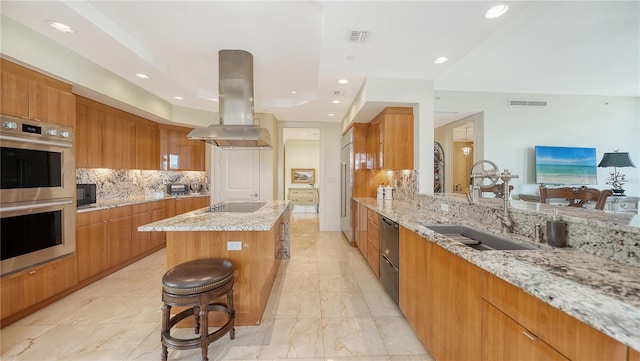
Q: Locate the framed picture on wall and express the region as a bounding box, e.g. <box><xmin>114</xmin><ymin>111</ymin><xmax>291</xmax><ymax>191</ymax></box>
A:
<box><xmin>292</xmin><ymin>168</ymin><xmax>315</xmax><ymax>183</ymax></box>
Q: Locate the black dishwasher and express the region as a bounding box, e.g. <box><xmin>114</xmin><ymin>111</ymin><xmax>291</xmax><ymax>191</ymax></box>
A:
<box><xmin>379</xmin><ymin>216</ymin><xmax>399</xmax><ymax>306</ymax></box>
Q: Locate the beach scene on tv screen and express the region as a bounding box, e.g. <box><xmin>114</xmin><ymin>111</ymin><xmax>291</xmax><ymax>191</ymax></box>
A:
<box><xmin>535</xmin><ymin>146</ymin><xmax>598</xmax><ymax>185</ymax></box>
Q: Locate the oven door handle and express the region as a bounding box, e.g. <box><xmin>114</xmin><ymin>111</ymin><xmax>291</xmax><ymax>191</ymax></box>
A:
<box><xmin>0</xmin><ymin>134</ymin><xmax>72</xmax><ymax>148</ymax></box>
<box><xmin>0</xmin><ymin>200</ymin><xmax>73</xmax><ymax>213</ymax></box>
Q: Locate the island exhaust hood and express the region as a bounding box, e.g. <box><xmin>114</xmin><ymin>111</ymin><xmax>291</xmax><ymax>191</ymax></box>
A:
<box><xmin>188</xmin><ymin>49</ymin><xmax>272</xmax><ymax>149</ymax></box>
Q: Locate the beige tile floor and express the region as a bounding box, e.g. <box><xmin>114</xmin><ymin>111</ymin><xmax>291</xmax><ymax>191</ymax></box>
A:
<box><xmin>1</xmin><ymin>213</ymin><xmax>434</xmax><ymax>361</ymax></box>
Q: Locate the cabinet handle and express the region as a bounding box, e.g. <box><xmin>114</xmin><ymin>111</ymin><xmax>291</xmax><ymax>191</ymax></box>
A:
<box><xmin>522</xmin><ymin>330</ymin><xmax>538</xmax><ymax>341</ymax></box>
<box><xmin>29</xmin><ymin>271</ymin><xmax>36</xmax><ymax>275</ymax></box>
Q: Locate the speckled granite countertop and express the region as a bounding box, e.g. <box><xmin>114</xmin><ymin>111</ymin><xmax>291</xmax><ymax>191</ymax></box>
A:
<box><xmin>76</xmin><ymin>194</ymin><xmax>210</xmax><ymax>213</ymax></box>
<box><xmin>137</xmin><ymin>200</ymin><xmax>290</xmax><ymax>232</ymax></box>
<box><xmin>356</xmin><ymin>197</ymin><xmax>640</xmax><ymax>351</ymax></box>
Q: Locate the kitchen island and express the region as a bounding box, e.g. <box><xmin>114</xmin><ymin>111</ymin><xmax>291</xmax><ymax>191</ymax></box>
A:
<box><xmin>138</xmin><ymin>200</ymin><xmax>290</xmax><ymax>325</ymax></box>
<box><xmin>355</xmin><ymin>196</ymin><xmax>640</xmax><ymax>357</ymax></box>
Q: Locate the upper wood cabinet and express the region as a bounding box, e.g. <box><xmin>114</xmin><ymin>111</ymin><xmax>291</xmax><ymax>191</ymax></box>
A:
<box><xmin>1</xmin><ymin>59</ymin><xmax>75</xmax><ymax>127</ymax></box>
<box><xmin>159</xmin><ymin>124</ymin><xmax>205</xmax><ymax>171</ymax></box>
<box><xmin>366</xmin><ymin>107</ymin><xmax>414</xmax><ymax>170</ymax></box>
<box><xmin>76</xmin><ymin>96</ymin><xmax>160</xmax><ymax>170</ymax></box>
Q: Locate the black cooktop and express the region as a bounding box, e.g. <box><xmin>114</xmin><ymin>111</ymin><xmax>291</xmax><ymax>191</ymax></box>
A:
<box><xmin>209</xmin><ymin>201</ymin><xmax>266</xmax><ymax>213</ymax></box>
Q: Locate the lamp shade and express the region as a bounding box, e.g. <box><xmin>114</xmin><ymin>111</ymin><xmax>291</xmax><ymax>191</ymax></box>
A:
<box><xmin>598</xmin><ymin>152</ymin><xmax>636</xmax><ymax>168</ymax></box>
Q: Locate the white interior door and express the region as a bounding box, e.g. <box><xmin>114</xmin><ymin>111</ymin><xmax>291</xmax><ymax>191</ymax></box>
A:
<box><xmin>213</xmin><ymin>148</ymin><xmax>261</xmax><ymax>201</ymax></box>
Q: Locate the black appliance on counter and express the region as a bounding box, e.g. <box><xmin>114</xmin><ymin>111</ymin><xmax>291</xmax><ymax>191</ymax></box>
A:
<box><xmin>76</xmin><ymin>184</ymin><xmax>96</xmax><ymax>207</ymax></box>
<box><xmin>167</xmin><ymin>183</ymin><xmax>189</xmax><ymax>195</ymax></box>
<box><xmin>380</xmin><ymin>216</ymin><xmax>400</xmax><ymax>306</ymax></box>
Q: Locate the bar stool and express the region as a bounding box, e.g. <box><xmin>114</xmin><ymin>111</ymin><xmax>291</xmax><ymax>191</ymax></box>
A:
<box><xmin>161</xmin><ymin>258</ymin><xmax>235</xmax><ymax>361</ymax></box>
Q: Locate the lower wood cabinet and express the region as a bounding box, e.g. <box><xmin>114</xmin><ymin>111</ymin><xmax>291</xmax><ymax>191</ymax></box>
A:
<box><xmin>107</xmin><ymin>206</ymin><xmax>133</xmax><ymax>268</ymax></box>
<box><xmin>482</xmin><ymin>301</ymin><xmax>569</xmax><ymax>360</ymax></box>
<box><xmin>174</xmin><ymin>196</ymin><xmax>210</xmax><ymax>215</ymax></box>
<box><xmin>131</xmin><ymin>203</ymin><xmax>151</xmax><ymax>257</ymax></box>
<box><xmin>399</xmin><ymin>226</ymin><xmax>429</xmax><ymax>343</ymax></box>
<box><xmin>76</xmin><ymin>210</ymin><xmax>109</xmax><ymax>281</ymax></box>
<box><xmin>355</xmin><ymin>202</ymin><xmax>368</xmax><ymax>261</ymax></box>
<box><xmin>366</xmin><ymin>208</ymin><xmax>380</xmax><ymax>277</ymax></box>
<box><xmin>483</xmin><ymin>272</ymin><xmax>627</xmax><ymax>360</ymax></box>
<box><xmin>1</xmin><ymin>255</ymin><xmax>77</xmax><ymax>321</ymax></box>
<box><xmin>630</xmin><ymin>347</ymin><xmax>640</xmax><ymax>361</ymax></box>
<box><xmin>399</xmin><ymin>226</ymin><xmax>482</xmax><ymax>360</ymax></box>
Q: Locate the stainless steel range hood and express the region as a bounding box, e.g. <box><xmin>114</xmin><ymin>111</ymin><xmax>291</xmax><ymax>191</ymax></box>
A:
<box><xmin>188</xmin><ymin>49</ymin><xmax>272</xmax><ymax>149</ymax></box>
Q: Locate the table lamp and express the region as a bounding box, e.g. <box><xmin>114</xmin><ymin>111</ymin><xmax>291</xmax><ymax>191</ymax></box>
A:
<box><xmin>598</xmin><ymin>150</ymin><xmax>636</xmax><ymax>196</ymax></box>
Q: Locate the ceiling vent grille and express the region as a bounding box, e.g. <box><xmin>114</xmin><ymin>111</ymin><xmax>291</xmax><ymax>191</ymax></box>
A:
<box><xmin>508</xmin><ymin>99</ymin><xmax>548</xmax><ymax>107</ymax></box>
<box><xmin>333</xmin><ymin>90</ymin><xmax>345</xmax><ymax>96</ymax></box>
<box><xmin>348</xmin><ymin>30</ymin><xmax>369</xmax><ymax>43</ymax></box>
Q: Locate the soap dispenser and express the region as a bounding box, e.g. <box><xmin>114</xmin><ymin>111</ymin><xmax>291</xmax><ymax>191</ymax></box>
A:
<box><xmin>546</xmin><ymin>209</ymin><xmax>566</xmax><ymax>248</ymax></box>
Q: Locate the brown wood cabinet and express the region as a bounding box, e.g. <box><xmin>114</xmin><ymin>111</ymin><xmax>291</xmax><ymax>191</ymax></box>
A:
<box><xmin>76</xmin><ymin>96</ymin><xmax>160</xmax><ymax>170</ymax></box>
<box><xmin>366</xmin><ymin>107</ymin><xmax>414</xmax><ymax>170</ymax></box>
<box><xmin>130</xmin><ymin>203</ymin><xmax>151</xmax><ymax>257</ymax></box>
<box><xmin>483</xmin><ymin>272</ymin><xmax>627</xmax><ymax>360</ymax></box>
<box><xmin>76</xmin><ymin>210</ymin><xmax>110</xmax><ymax>281</ymax></box>
<box><xmin>107</xmin><ymin>206</ymin><xmax>133</xmax><ymax>268</ymax></box>
<box><xmin>425</xmin><ymin>233</ymin><xmax>482</xmax><ymax>360</ymax></box>
<box><xmin>159</xmin><ymin>124</ymin><xmax>205</xmax><ymax>171</ymax></box>
<box><xmin>482</xmin><ymin>301</ymin><xmax>569</xmax><ymax>360</ymax></box>
<box><xmin>399</xmin><ymin>226</ymin><xmax>430</xmax><ymax>344</ymax></box>
<box><xmin>0</xmin><ymin>255</ymin><xmax>77</xmax><ymax>322</ymax></box>
<box><xmin>355</xmin><ymin>202</ymin><xmax>368</xmax><ymax>260</ymax></box>
<box><xmin>149</xmin><ymin>200</ymin><xmax>169</xmax><ymax>248</ymax></box>
<box><xmin>366</xmin><ymin>208</ymin><xmax>380</xmax><ymax>277</ymax></box>
<box><xmin>630</xmin><ymin>347</ymin><xmax>640</xmax><ymax>361</ymax></box>
<box><xmin>1</xmin><ymin>59</ymin><xmax>75</xmax><ymax>127</ymax></box>
<box><xmin>174</xmin><ymin>196</ymin><xmax>210</xmax><ymax>215</ymax></box>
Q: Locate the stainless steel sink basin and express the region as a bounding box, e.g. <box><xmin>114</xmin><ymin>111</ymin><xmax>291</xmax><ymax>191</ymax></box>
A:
<box><xmin>422</xmin><ymin>224</ymin><xmax>535</xmax><ymax>251</ymax></box>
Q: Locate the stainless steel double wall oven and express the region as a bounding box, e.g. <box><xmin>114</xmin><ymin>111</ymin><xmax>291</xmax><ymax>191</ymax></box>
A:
<box><xmin>0</xmin><ymin>116</ymin><xmax>76</xmax><ymax>276</ymax></box>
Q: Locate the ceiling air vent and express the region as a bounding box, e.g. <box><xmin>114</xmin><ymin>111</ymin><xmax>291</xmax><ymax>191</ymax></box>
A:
<box><xmin>508</xmin><ymin>99</ymin><xmax>548</xmax><ymax>107</ymax></box>
<box><xmin>348</xmin><ymin>30</ymin><xmax>369</xmax><ymax>43</ymax></box>
<box><xmin>333</xmin><ymin>90</ymin><xmax>345</xmax><ymax>96</ymax></box>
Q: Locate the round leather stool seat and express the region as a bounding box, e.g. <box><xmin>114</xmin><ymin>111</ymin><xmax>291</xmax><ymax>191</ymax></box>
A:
<box><xmin>160</xmin><ymin>258</ymin><xmax>235</xmax><ymax>361</ymax></box>
<box><xmin>162</xmin><ymin>258</ymin><xmax>234</xmax><ymax>296</ymax></box>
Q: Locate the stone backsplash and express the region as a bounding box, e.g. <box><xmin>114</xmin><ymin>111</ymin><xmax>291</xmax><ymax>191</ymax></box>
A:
<box><xmin>386</xmin><ymin>170</ymin><xmax>639</xmax><ymax>267</ymax></box>
<box><xmin>76</xmin><ymin>168</ymin><xmax>208</xmax><ymax>202</ymax></box>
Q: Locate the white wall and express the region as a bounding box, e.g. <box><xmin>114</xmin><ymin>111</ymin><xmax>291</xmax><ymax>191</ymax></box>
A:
<box><xmin>285</xmin><ymin>139</ymin><xmax>320</xmax><ymax>213</ymax></box>
<box><xmin>435</xmin><ymin>90</ymin><xmax>640</xmax><ymax>196</ymax></box>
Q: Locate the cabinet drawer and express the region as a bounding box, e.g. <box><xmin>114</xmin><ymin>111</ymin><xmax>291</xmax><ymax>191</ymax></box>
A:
<box><xmin>367</xmin><ymin>209</ymin><xmax>379</xmax><ymax>225</ymax></box>
<box><xmin>483</xmin><ymin>272</ymin><xmax>626</xmax><ymax>360</ymax></box>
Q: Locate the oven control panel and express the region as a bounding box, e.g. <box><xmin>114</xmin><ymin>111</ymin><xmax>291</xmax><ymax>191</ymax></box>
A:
<box><xmin>1</xmin><ymin>116</ymin><xmax>74</xmax><ymax>143</ymax></box>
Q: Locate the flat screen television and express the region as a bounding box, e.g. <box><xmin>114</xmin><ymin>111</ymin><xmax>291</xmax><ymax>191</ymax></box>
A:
<box><xmin>535</xmin><ymin>145</ymin><xmax>598</xmax><ymax>185</ymax></box>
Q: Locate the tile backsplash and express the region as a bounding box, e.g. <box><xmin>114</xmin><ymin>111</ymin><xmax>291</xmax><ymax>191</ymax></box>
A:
<box><xmin>76</xmin><ymin>168</ymin><xmax>208</xmax><ymax>201</ymax></box>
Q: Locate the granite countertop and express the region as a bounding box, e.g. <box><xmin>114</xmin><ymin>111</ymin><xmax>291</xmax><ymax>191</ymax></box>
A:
<box><xmin>355</xmin><ymin>197</ymin><xmax>640</xmax><ymax>351</ymax></box>
<box><xmin>76</xmin><ymin>193</ymin><xmax>210</xmax><ymax>213</ymax></box>
<box><xmin>137</xmin><ymin>200</ymin><xmax>290</xmax><ymax>232</ymax></box>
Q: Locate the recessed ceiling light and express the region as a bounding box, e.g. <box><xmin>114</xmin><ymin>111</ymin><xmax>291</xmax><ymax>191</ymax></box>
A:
<box><xmin>337</xmin><ymin>79</ymin><xmax>349</xmax><ymax>85</ymax></box>
<box><xmin>48</xmin><ymin>21</ymin><xmax>75</xmax><ymax>34</ymax></box>
<box><xmin>328</xmin><ymin>113</ymin><xmax>335</xmax><ymax>117</ymax></box>
<box><xmin>485</xmin><ymin>4</ymin><xmax>509</xmax><ymax>19</ymax></box>
<box><xmin>290</xmin><ymin>90</ymin><xmax>297</xmax><ymax>94</ymax></box>
<box><xmin>331</xmin><ymin>100</ymin><xmax>341</xmax><ymax>104</ymax></box>
<box><xmin>433</xmin><ymin>56</ymin><xmax>449</xmax><ymax>64</ymax></box>
<box><xmin>135</xmin><ymin>73</ymin><xmax>149</xmax><ymax>79</ymax></box>
<box><xmin>173</xmin><ymin>96</ymin><xmax>183</xmax><ymax>100</ymax></box>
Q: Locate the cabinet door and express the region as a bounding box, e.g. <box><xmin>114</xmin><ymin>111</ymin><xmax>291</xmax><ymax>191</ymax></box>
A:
<box><xmin>76</xmin><ymin>211</ymin><xmax>109</xmax><ymax>281</ymax></box>
<box><xmin>135</xmin><ymin>120</ymin><xmax>160</xmax><ymax>170</ymax></box>
<box><xmin>630</xmin><ymin>347</ymin><xmax>640</xmax><ymax>361</ymax></box>
<box><xmin>75</xmin><ymin>100</ymin><xmax>104</xmax><ymax>168</ymax></box>
<box><xmin>425</xmin><ymin>239</ymin><xmax>482</xmax><ymax>360</ymax></box>
<box><xmin>131</xmin><ymin>203</ymin><xmax>151</xmax><ymax>256</ymax></box>
<box><xmin>483</xmin><ymin>272</ymin><xmax>627</xmax><ymax>360</ymax></box>
<box><xmin>366</xmin><ymin>120</ymin><xmax>380</xmax><ymax>170</ymax></box>
<box><xmin>366</xmin><ymin>209</ymin><xmax>380</xmax><ymax>277</ymax></box>
<box><xmin>107</xmin><ymin>207</ymin><xmax>132</xmax><ymax>267</ymax></box>
<box><xmin>482</xmin><ymin>301</ymin><xmax>569</xmax><ymax>360</ymax></box>
<box><xmin>1</xmin><ymin>271</ymin><xmax>28</xmax><ymax>319</ymax></box>
<box><xmin>356</xmin><ymin>203</ymin><xmax>368</xmax><ymax>260</ymax></box>
<box><xmin>381</xmin><ymin>109</ymin><xmax>413</xmax><ymax>170</ymax></box>
<box><xmin>399</xmin><ymin>226</ymin><xmax>430</xmax><ymax>343</ymax></box>
<box><xmin>0</xmin><ymin>62</ymin><xmax>30</xmax><ymax>118</ymax></box>
<box><xmin>29</xmin><ymin>81</ymin><xmax>75</xmax><ymax>127</ymax></box>
<box><xmin>102</xmin><ymin>112</ymin><xmax>136</xmax><ymax>169</ymax></box>
<box><xmin>149</xmin><ymin>201</ymin><xmax>167</xmax><ymax>248</ymax></box>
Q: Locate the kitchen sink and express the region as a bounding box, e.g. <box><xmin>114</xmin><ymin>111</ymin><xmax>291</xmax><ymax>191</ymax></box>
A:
<box><xmin>422</xmin><ymin>224</ymin><xmax>535</xmax><ymax>251</ymax></box>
